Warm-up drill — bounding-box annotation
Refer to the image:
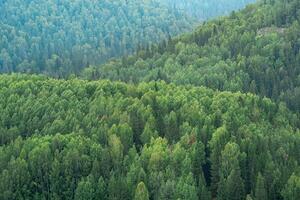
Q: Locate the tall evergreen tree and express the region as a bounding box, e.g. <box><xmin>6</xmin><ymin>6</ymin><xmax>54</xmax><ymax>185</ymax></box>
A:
<box><xmin>74</xmin><ymin>178</ymin><xmax>95</xmax><ymax>200</ymax></box>
<box><xmin>255</xmin><ymin>173</ymin><xmax>268</xmax><ymax>200</ymax></box>
<box><xmin>282</xmin><ymin>173</ymin><xmax>300</xmax><ymax>200</ymax></box>
<box><xmin>134</xmin><ymin>182</ymin><xmax>149</xmax><ymax>200</ymax></box>
<box><xmin>224</xmin><ymin>169</ymin><xmax>245</xmax><ymax>200</ymax></box>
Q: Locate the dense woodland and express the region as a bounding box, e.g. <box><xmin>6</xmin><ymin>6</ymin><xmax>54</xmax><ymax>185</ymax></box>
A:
<box><xmin>0</xmin><ymin>0</ymin><xmax>194</xmax><ymax>75</ymax></box>
<box><xmin>0</xmin><ymin>0</ymin><xmax>254</xmax><ymax>76</ymax></box>
<box><xmin>162</xmin><ymin>0</ymin><xmax>255</xmax><ymax>20</ymax></box>
<box><xmin>83</xmin><ymin>0</ymin><xmax>300</xmax><ymax>113</ymax></box>
<box><xmin>1</xmin><ymin>0</ymin><xmax>300</xmax><ymax>200</ymax></box>
<box><xmin>0</xmin><ymin>74</ymin><xmax>299</xmax><ymax>200</ymax></box>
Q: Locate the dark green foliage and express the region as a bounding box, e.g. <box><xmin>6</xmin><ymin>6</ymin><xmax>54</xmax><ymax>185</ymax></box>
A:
<box><xmin>255</xmin><ymin>173</ymin><xmax>268</xmax><ymax>200</ymax></box>
<box><xmin>1</xmin><ymin>0</ymin><xmax>300</xmax><ymax>199</ymax></box>
<box><xmin>162</xmin><ymin>0</ymin><xmax>255</xmax><ymax>20</ymax></box>
<box><xmin>198</xmin><ymin>172</ymin><xmax>211</xmax><ymax>200</ymax></box>
<box><xmin>84</xmin><ymin>0</ymin><xmax>300</xmax><ymax>114</ymax></box>
<box><xmin>74</xmin><ymin>177</ymin><xmax>95</xmax><ymax>200</ymax></box>
<box><xmin>0</xmin><ymin>74</ymin><xmax>299</xmax><ymax>200</ymax></box>
<box><xmin>281</xmin><ymin>172</ymin><xmax>300</xmax><ymax>200</ymax></box>
<box><xmin>0</xmin><ymin>0</ymin><xmax>195</xmax><ymax>76</ymax></box>
<box><xmin>0</xmin><ymin>0</ymin><xmax>255</xmax><ymax>76</ymax></box>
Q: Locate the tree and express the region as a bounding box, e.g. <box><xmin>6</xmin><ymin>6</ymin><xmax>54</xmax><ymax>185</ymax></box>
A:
<box><xmin>50</xmin><ymin>158</ymin><xmax>64</xmax><ymax>200</ymax></box>
<box><xmin>134</xmin><ymin>182</ymin><xmax>149</xmax><ymax>200</ymax></box>
<box><xmin>158</xmin><ymin>179</ymin><xmax>176</xmax><ymax>200</ymax></box>
<box><xmin>198</xmin><ymin>172</ymin><xmax>211</xmax><ymax>200</ymax></box>
<box><xmin>176</xmin><ymin>174</ymin><xmax>198</xmax><ymax>200</ymax></box>
<box><xmin>28</xmin><ymin>143</ymin><xmax>52</xmax><ymax>199</ymax></box>
<box><xmin>108</xmin><ymin>134</ymin><xmax>124</xmax><ymax>169</ymax></box>
<box><xmin>210</xmin><ymin>126</ymin><xmax>229</xmax><ymax>195</ymax></box>
<box><xmin>255</xmin><ymin>173</ymin><xmax>267</xmax><ymax>200</ymax></box>
<box><xmin>0</xmin><ymin>158</ymin><xmax>31</xmax><ymax>200</ymax></box>
<box><xmin>109</xmin><ymin>123</ymin><xmax>133</xmax><ymax>153</ymax></box>
<box><xmin>140</xmin><ymin>117</ymin><xmax>158</xmax><ymax>144</ymax></box>
<box><xmin>74</xmin><ymin>177</ymin><xmax>95</xmax><ymax>200</ymax></box>
<box><xmin>224</xmin><ymin>169</ymin><xmax>245</xmax><ymax>200</ymax></box>
<box><xmin>95</xmin><ymin>177</ymin><xmax>107</xmax><ymax>200</ymax></box>
<box><xmin>220</xmin><ymin>142</ymin><xmax>242</xmax><ymax>178</ymax></box>
<box><xmin>217</xmin><ymin>143</ymin><xmax>245</xmax><ymax>200</ymax></box>
<box><xmin>165</xmin><ymin>111</ymin><xmax>180</xmax><ymax>143</ymax></box>
<box><xmin>281</xmin><ymin>173</ymin><xmax>300</xmax><ymax>200</ymax></box>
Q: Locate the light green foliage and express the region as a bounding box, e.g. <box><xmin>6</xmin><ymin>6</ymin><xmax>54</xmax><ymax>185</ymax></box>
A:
<box><xmin>282</xmin><ymin>173</ymin><xmax>300</xmax><ymax>200</ymax></box>
<box><xmin>134</xmin><ymin>182</ymin><xmax>149</xmax><ymax>200</ymax></box>
<box><xmin>0</xmin><ymin>74</ymin><xmax>298</xmax><ymax>200</ymax></box>
<box><xmin>2</xmin><ymin>1</ymin><xmax>300</xmax><ymax>200</ymax></box>
<box><xmin>75</xmin><ymin>177</ymin><xmax>95</xmax><ymax>200</ymax></box>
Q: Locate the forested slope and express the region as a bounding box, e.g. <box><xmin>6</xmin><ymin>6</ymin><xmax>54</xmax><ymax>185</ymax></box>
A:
<box><xmin>1</xmin><ymin>1</ymin><xmax>300</xmax><ymax>200</ymax></box>
<box><xmin>0</xmin><ymin>0</ymin><xmax>194</xmax><ymax>76</ymax></box>
<box><xmin>0</xmin><ymin>0</ymin><xmax>255</xmax><ymax>76</ymax></box>
<box><xmin>84</xmin><ymin>0</ymin><xmax>300</xmax><ymax>113</ymax></box>
<box><xmin>162</xmin><ymin>0</ymin><xmax>256</xmax><ymax>20</ymax></box>
<box><xmin>0</xmin><ymin>74</ymin><xmax>299</xmax><ymax>200</ymax></box>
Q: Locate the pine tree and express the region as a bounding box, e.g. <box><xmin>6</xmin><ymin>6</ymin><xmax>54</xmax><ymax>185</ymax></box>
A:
<box><xmin>74</xmin><ymin>178</ymin><xmax>95</xmax><ymax>200</ymax></box>
<box><xmin>255</xmin><ymin>173</ymin><xmax>267</xmax><ymax>200</ymax></box>
<box><xmin>210</xmin><ymin>126</ymin><xmax>229</xmax><ymax>195</ymax></box>
<box><xmin>134</xmin><ymin>182</ymin><xmax>149</xmax><ymax>200</ymax></box>
<box><xmin>281</xmin><ymin>173</ymin><xmax>300</xmax><ymax>200</ymax></box>
<box><xmin>198</xmin><ymin>172</ymin><xmax>211</xmax><ymax>200</ymax></box>
<box><xmin>140</xmin><ymin>117</ymin><xmax>158</xmax><ymax>144</ymax></box>
<box><xmin>219</xmin><ymin>169</ymin><xmax>245</xmax><ymax>200</ymax></box>
<box><xmin>95</xmin><ymin>176</ymin><xmax>107</xmax><ymax>200</ymax></box>
<box><xmin>176</xmin><ymin>174</ymin><xmax>198</xmax><ymax>200</ymax></box>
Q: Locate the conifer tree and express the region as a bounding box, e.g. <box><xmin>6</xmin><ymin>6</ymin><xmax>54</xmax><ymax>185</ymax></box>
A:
<box><xmin>255</xmin><ymin>173</ymin><xmax>267</xmax><ymax>200</ymax></box>
<box><xmin>134</xmin><ymin>182</ymin><xmax>150</xmax><ymax>200</ymax></box>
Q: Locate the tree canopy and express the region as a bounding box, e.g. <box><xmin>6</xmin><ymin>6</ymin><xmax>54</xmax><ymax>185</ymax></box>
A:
<box><xmin>1</xmin><ymin>0</ymin><xmax>300</xmax><ymax>200</ymax></box>
<box><xmin>0</xmin><ymin>74</ymin><xmax>299</xmax><ymax>199</ymax></box>
<box><xmin>0</xmin><ymin>0</ymin><xmax>255</xmax><ymax>76</ymax></box>
<box><xmin>83</xmin><ymin>0</ymin><xmax>300</xmax><ymax>114</ymax></box>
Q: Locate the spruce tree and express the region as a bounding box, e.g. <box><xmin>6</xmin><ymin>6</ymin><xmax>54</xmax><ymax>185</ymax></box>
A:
<box><xmin>255</xmin><ymin>173</ymin><xmax>267</xmax><ymax>200</ymax></box>
<box><xmin>134</xmin><ymin>182</ymin><xmax>150</xmax><ymax>200</ymax></box>
<box><xmin>224</xmin><ymin>169</ymin><xmax>245</xmax><ymax>200</ymax></box>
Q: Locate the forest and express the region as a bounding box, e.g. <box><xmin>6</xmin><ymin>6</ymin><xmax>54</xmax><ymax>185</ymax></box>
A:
<box><xmin>0</xmin><ymin>0</ymin><xmax>300</xmax><ymax>200</ymax></box>
<box><xmin>162</xmin><ymin>0</ymin><xmax>255</xmax><ymax>20</ymax></box>
<box><xmin>0</xmin><ymin>74</ymin><xmax>299</xmax><ymax>200</ymax></box>
<box><xmin>0</xmin><ymin>0</ymin><xmax>193</xmax><ymax>75</ymax></box>
<box><xmin>83</xmin><ymin>0</ymin><xmax>300</xmax><ymax>114</ymax></box>
<box><xmin>0</xmin><ymin>0</ymin><xmax>253</xmax><ymax>76</ymax></box>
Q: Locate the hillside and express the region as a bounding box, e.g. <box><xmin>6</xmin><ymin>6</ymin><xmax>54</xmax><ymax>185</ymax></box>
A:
<box><xmin>0</xmin><ymin>0</ymin><xmax>255</xmax><ymax>77</ymax></box>
<box><xmin>1</xmin><ymin>0</ymin><xmax>300</xmax><ymax>200</ymax></box>
<box><xmin>162</xmin><ymin>0</ymin><xmax>256</xmax><ymax>20</ymax></box>
<box><xmin>0</xmin><ymin>0</ymin><xmax>194</xmax><ymax>76</ymax></box>
<box><xmin>0</xmin><ymin>74</ymin><xmax>299</xmax><ymax>200</ymax></box>
<box><xmin>83</xmin><ymin>0</ymin><xmax>300</xmax><ymax>113</ymax></box>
